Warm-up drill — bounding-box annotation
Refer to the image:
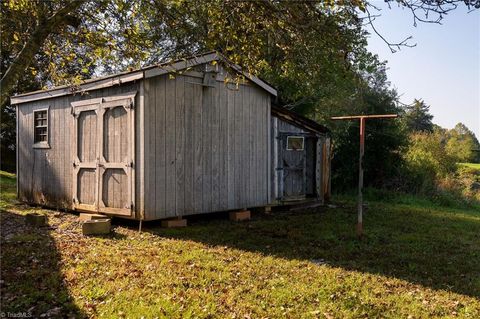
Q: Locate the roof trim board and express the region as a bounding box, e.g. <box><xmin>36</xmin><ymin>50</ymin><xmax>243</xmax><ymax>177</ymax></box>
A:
<box><xmin>11</xmin><ymin>52</ymin><xmax>277</xmax><ymax>105</ymax></box>
<box><xmin>10</xmin><ymin>71</ymin><xmax>143</xmax><ymax>105</ymax></box>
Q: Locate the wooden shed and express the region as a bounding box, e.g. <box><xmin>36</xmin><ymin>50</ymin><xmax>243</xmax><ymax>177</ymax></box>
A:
<box><xmin>12</xmin><ymin>52</ymin><xmax>331</xmax><ymax>221</ymax></box>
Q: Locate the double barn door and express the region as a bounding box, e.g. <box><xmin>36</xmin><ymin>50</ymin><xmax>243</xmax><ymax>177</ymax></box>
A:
<box><xmin>71</xmin><ymin>93</ymin><xmax>136</xmax><ymax>216</ymax></box>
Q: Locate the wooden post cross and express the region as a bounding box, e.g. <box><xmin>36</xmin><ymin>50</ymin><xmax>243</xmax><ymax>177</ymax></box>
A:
<box><xmin>331</xmin><ymin>114</ymin><xmax>398</xmax><ymax>238</ymax></box>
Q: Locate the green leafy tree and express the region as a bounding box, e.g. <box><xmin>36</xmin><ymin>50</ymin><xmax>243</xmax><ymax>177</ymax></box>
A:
<box><xmin>445</xmin><ymin>123</ymin><xmax>480</xmax><ymax>163</ymax></box>
<box><xmin>327</xmin><ymin>55</ymin><xmax>407</xmax><ymax>191</ymax></box>
<box><xmin>2</xmin><ymin>0</ymin><xmax>478</xmax><ymax>106</ymax></box>
<box><xmin>402</xmin><ymin>99</ymin><xmax>434</xmax><ymax>133</ymax></box>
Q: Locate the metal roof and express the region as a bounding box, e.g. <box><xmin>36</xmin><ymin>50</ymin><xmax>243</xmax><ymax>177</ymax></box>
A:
<box><xmin>271</xmin><ymin>105</ymin><xmax>330</xmax><ymax>134</ymax></box>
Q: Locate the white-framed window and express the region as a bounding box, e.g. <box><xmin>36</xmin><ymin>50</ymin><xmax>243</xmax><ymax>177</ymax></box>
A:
<box><xmin>33</xmin><ymin>107</ymin><xmax>50</xmax><ymax>148</ymax></box>
<box><xmin>286</xmin><ymin>136</ymin><xmax>304</xmax><ymax>151</ymax></box>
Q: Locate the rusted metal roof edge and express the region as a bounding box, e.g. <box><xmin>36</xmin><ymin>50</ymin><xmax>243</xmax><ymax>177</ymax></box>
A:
<box><xmin>272</xmin><ymin>105</ymin><xmax>330</xmax><ymax>134</ymax></box>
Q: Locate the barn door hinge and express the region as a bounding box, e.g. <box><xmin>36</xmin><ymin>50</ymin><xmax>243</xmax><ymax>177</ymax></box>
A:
<box><xmin>125</xmin><ymin>161</ymin><xmax>134</xmax><ymax>168</ymax></box>
<box><xmin>131</xmin><ymin>202</ymin><xmax>134</xmax><ymax>211</ymax></box>
<box><xmin>126</xmin><ymin>100</ymin><xmax>134</xmax><ymax>109</ymax></box>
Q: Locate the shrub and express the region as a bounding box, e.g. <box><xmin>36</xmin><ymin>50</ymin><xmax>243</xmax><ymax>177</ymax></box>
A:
<box><xmin>402</xmin><ymin>130</ymin><xmax>457</xmax><ymax>194</ymax></box>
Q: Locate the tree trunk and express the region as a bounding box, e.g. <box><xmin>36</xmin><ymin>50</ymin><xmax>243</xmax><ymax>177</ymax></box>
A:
<box><xmin>1</xmin><ymin>0</ymin><xmax>86</xmax><ymax>107</ymax></box>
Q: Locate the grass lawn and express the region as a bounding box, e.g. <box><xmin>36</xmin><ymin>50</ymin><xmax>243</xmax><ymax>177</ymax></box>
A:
<box><xmin>1</xmin><ymin>170</ymin><xmax>479</xmax><ymax>318</ymax></box>
<box><xmin>459</xmin><ymin>163</ymin><xmax>480</xmax><ymax>170</ymax></box>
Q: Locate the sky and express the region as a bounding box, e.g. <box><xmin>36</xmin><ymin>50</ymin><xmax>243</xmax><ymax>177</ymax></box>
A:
<box><xmin>365</xmin><ymin>1</ymin><xmax>480</xmax><ymax>139</ymax></box>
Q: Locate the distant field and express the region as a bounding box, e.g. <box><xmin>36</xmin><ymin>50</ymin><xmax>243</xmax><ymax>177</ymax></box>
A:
<box><xmin>1</xmin><ymin>171</ymin><xmax>479</xmax><ymax>318</ymax></box>
<box><xmin>459</xmin><ymin>162</ymin><xmax>480</xmax><ymax>169</ymax></box>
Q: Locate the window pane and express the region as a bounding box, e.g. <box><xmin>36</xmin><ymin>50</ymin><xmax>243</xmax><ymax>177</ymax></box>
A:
<box><xmin>35</xmin><ymin>111</ymin><xmax>45</xmax><ymax>120</ymax></box>
<box><xmin>34</xmin><ymin>110</ymin><xmax>48</xmax><ymax>144</ymax></box>
<box><xmin>287</xmin><ymin>136</ymin><xmax>304</xmax><ymax>151</ymax></box>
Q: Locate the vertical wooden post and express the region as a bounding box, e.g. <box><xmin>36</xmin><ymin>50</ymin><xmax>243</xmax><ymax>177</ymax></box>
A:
<box><xmin>331</xmin><ymin>114</ymin><xmax>397</xmax><ymax>238</ymax></box>
<box><xmin>357</xmin><ymin>117</ymin><xmax>365</xmax><ymax>237</ymax></box>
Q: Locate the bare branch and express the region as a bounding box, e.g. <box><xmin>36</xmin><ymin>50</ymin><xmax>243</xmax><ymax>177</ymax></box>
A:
<box><xmin>364</xmin><ymin>5</ymin><xmax>416</xmax><ymax>53</ymax></box>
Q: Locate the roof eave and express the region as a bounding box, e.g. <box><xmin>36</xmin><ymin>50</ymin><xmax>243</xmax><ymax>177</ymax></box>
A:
<box><xmin>11</xmin><ymin>51</ymin><xmax>277</xmax><ymax>105</ymax></box>
<box><xmin>271</xmin><ymin>105</ymin><xmax>330</xmax><ymax>134</ymax></box>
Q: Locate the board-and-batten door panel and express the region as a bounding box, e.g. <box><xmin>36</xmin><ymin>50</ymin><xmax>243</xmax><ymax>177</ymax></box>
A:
<box><xmin>72</xmin><ymin>101</ymin><xmax>101</xmax><ymax>212</ymax></box>
<box><xmin>71</xmin><ymin>92</ymin><xmax>136</xmax><ymax>216</ymax></box>
<box><xmin>281</xmin><ymin>134</ymin><xmax>307</xmax><ymax>199</ymax></box>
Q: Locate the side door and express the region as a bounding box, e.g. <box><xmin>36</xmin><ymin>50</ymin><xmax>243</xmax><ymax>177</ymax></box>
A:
<box><xmin>279</xmin><ymin>134</ymin><xmax>307</xmax><ymax>200</ymax></box>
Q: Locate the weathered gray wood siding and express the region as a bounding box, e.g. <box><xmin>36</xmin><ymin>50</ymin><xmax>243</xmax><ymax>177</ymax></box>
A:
<box><xmin>17</xmin><ymin>82</ymin><xmax>142</xmax><ymax>217</ymax></box>
<box><xmin>143</xmin><ymin>73</ymin><xmax>271</xmax><ymax>220</ymax></box>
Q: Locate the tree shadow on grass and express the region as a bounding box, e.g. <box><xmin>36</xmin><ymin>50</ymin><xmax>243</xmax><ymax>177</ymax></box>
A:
<box><xmin>145</xmin><ymin>203</ymin><xmax>480</xmax><ymax>298</ymax></box>
<box><xmin>0</xmin><ymin>210</ymin><xmax>86</xmax><ymax>318</ymax></box>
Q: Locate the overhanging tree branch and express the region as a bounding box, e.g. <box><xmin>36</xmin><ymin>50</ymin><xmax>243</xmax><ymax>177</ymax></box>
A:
<box><xmin>364</xmin><ymin>5</ymin><xmax>416</xmax><ymax>53</ymax></box>
<box><xmin>0</xmin><ymin>0</ymin><xmax>86</xmax><ymax>107</ymax></box>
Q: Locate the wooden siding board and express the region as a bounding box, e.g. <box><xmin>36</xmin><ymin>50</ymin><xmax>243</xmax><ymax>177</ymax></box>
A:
<box><xmin>154</xmin><ymin>76</ymin><xmax>166</xmax><ymax>219</ymax></box>
<box><xmin>258</xmin><ymin>94</ymin><xmax>265</xmax><ymax>203</ymax></box>
<box><xmin>226</xmin><ymin>87</ymin><xmax>235</xmax><ymax>208</ymax></box>
<box><xmin>29</xmin><ymin>103</ymin><xmax>35</xmax><ymax>201</ymax></box>
<box><xmin>149</xmin><ymin>78</ymin><xmax>157</xmax><ymax>218</ymax></box>
<box><xmin>175</xmin><ymin>75</ymin><xmax>185</xmax><ymax>216</ymax></box>
<box><xmin>305</xmin><ymin>137</ymin><xmax>316</xmax><ymax>195</ymax></box>
<box><xmin>211</xmin><ymin>81</ymin><xmax>220</xmax><ymax>212</ymax></box>
<box><xmin>218</xmin><ymin>82</ymin><xmax>228</xmax><ymax>210</ymax></box>
<box><xmin>143</xmin><ymin>79</ymin><xmax>152</xmax><ymax>218</ymax></box>
<box><xmin>212</xmin><ymin>82</ymin><xmax>222</xmax><ymax>211</ymax></box>
<box><xmin>242</xmin><ymin>85</ymin><xmax>249</xmax><ymax>207</ymax></box>
<box><xmin>15</xmin><ymin>103</ymin><xmax>19</xmax><ymax>198</ymax></box>
<box><xmin>183</xmin><ymin>77</ymin><xmax>196</xmax><ymax>214</ymax></box>
<box><xmin>202</xmin><ymin>85</ymin><xmax>212</xmax><ymax>213</ymax></box>
<box><xmin>137</xmin><ymin>80</ymin><xmax>145</xmax><ymax>218</ymax></box>
<box><xmin>49</xmin><ymin>100</ymin><xmax>57</xmax><ymax>201</ymax></box>
<box><xmin>266</xmin><ymin>96</ymin><xmax>271</xmax><ymax>203</ymax></box>
<box><xmin>264</xmin><ymin>94</ymin><xmax>271</xmax><ymax>203</ymax></box>
<box><xmin>19</xmin><ymin>104</ymin><xmax>31</xmax><ymax>200</ymax></box>
<box><xmin>251</xmin><ymin>89</ymin><xmax>256</xmax><ymax>205</ymax></box>
<box><xmin>272</xmin><ymin>117</ymin><xmax>278</xmax><ymax>201</ymax></box>
<box><xmin>59</xmin><ymin>95</ymin><xmax>66</xmax><ymax>206</ymax></box>
<box><xmin>147</xmin><ymin>81</ymin><xmax>159</xmax><ymax>217</ymax></box>
<box><xmin>193</xmin><ymin>78</ymin><xmax>203</xmax><ymax>213</ymax></box>
<box><xmin>316</xmin><ymin>137</ymin><xmax>323</xmax><ymax>200</ymax></box>
<box><xmin>31</xmin><ymin>101</ymin><xmax>42</xmax><ymax>203</ymax></box>
<box><xmin>248</xmin><ymin>86</ymin><xmax>256</xmax><ymax>206</ymax></box>
<box><xmin>234</xmin><ymin>88</ymin><xmax>242</xmax><ymax>207</ymax></box>
<box><xmin>17</xmin><ymin>106</ymin><xmax>23</xmax><ymax>200</ymax></box>
<box><xmin>255</xmin><ymin>90</ymin><xmax>265</xmax><ymax>205</ymax></box>
<box><xmin>165</xmin><ymin>77</ymin><xmax>176</xmax><ymax>218</ymax></box>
